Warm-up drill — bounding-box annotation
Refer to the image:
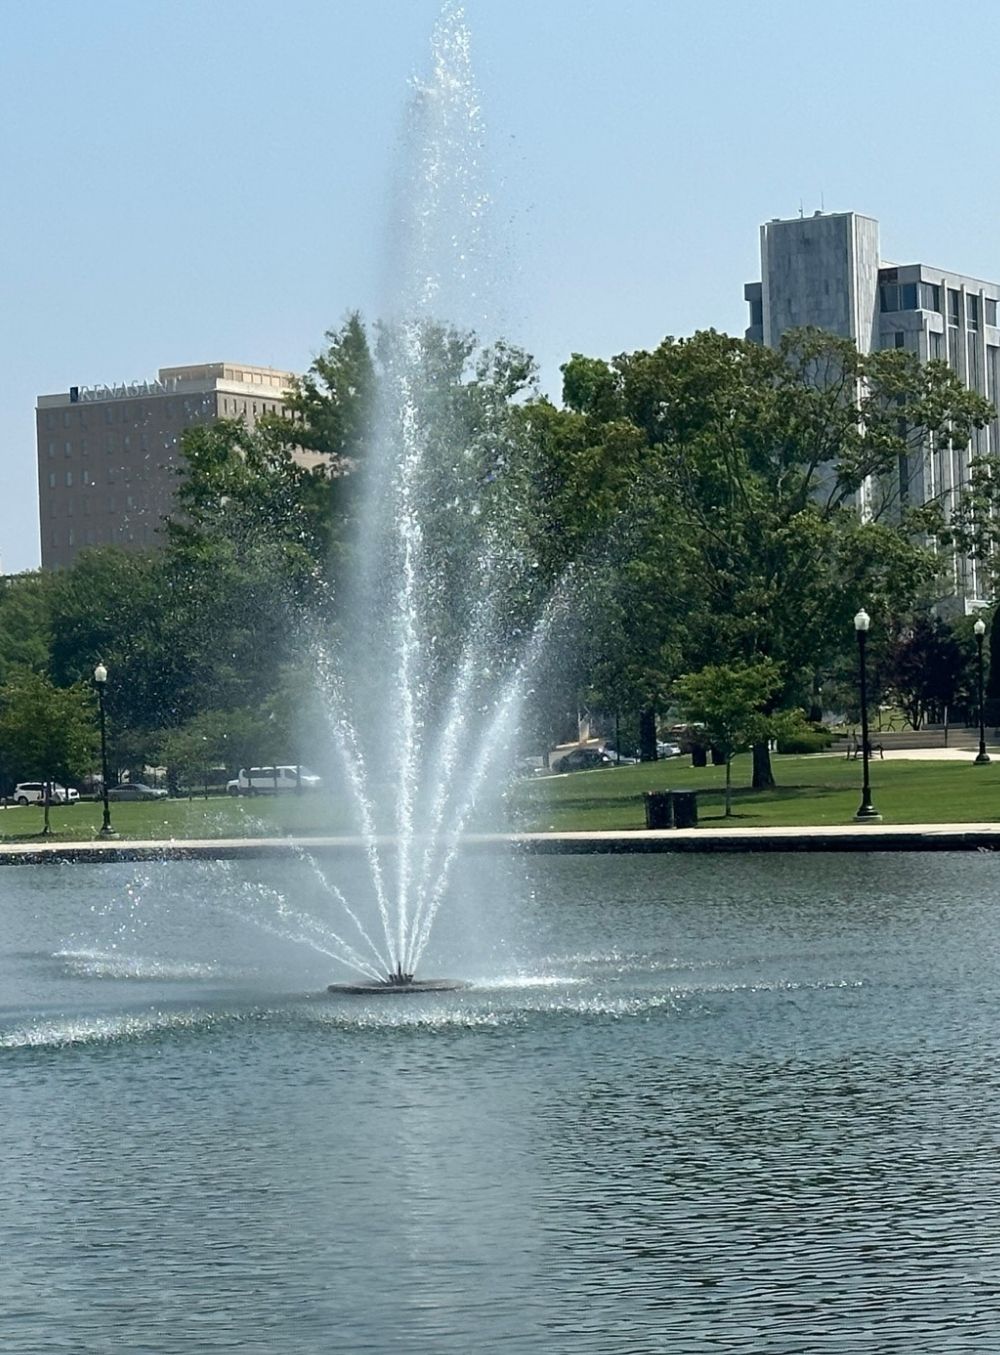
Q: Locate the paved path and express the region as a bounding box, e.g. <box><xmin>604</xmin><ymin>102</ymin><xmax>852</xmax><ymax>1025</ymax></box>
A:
<box><xmin>2</xmin><ymin>822</ymin><xmax>1000</xmax><ymax>863</ymax></box>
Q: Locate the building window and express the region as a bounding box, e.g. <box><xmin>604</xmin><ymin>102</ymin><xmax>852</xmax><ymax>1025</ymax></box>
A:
<box><xmin>65</xmin><ymin>471</ymin><xmax>73</xmax><ymax>487</ymax></box>
<box><xmin>64</xmin><ymin>441</ymin><xmax>72</xmax><ymax>457</ymax></box>
<box><xmin>82</xmin><ymin>469</ymin><xmax>91</xmax><ymax>486</ymax></box>
<box><xmin>47</xmin><ymin>441</ymin><xmax>55</xmax><ymax>457</ymax></box>
<box><xmin>931</xmin><ymin>332</ymin><xmax>944</xmax><ymax>360</ymax></box>
<box><xmin>920</xmin><ymin>282</ymin><xmax>942</xmax><ymax>312</ymax></box>
<box><xmin>948</xmin><ymin>289</ymin><xmax>961</xmax><ymax>324</ymax></box>
<box><xmin>105</xmin><ymin>408</ymin><xmax>113</xmax><ymax>425</ymax></box>
<box><xmin>48</xmin><ymin>472</ymin><xmax>56</xmax><ymax>489</ymax></box>
<box><xmin>968</xmin><ymin>295</ymin><xmax>980</xmax><ymax>330</ymax></box>
<box><xmin>894</xmin><ymin>332</ymin><xmax>905</xmax><ymax>349</ymax></box>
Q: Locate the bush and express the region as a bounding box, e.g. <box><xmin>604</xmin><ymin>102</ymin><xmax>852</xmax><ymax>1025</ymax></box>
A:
<box><xmin>776</xmin><ymin>730</ymin><xmax>835</xmax><ymax>755</ymax></box>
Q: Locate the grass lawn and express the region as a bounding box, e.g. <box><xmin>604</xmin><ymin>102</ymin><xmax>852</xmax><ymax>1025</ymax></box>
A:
<box><xmin>508</xmin><ymin>753</ymin><xmax>1000</xmax><ymax>832</ymax></box>
<box><xmin>0</xmin><ymin>792</ymin><xmax>358</xmax><ymax>844</ymax></box>
<box><xmin>2</xmin><ymin>754</ymin><xmax>998</xmax><ymax>843</ymax></box>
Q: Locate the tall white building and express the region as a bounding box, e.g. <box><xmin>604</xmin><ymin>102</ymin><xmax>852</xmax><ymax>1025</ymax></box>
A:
<box><xmin>745</xmin><ymin>211</ymin><xmax>1000</xmax><ymax>609</ymax></box>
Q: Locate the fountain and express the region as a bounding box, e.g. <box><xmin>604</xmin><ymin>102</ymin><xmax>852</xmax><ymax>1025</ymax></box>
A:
<box><xmin>310</xmin><ymin>5</ymin><xmax>546</xmax><ymax>994</ymax></box>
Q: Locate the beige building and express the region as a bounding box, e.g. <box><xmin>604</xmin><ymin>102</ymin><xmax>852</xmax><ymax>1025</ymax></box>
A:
<box><xmin>36</xmin><ymin>362</ymin><xmax>303</xmax><ymax>568</ymax></box>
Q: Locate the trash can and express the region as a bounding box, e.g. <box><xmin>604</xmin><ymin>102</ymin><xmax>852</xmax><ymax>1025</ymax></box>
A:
<box><xmin>644</xmin><ymin>790</ymin><xmax>673</xmax><ymax>829</ymax></box>
<box><xmin>671</xmin><ymin>789</ymin><xmax>698</xmax><ymax>829</ymax></box>
<box><xmin>691</xmin><ymin>745</ymin><xmax>707</xmax><ymax>768</ymax></box>
<box><xmin>710</xmin><ymin>746</ymin><xmax>726</xmax><ymax>766</ymax></box>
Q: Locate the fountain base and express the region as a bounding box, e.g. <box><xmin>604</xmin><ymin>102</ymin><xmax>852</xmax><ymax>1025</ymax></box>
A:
<box><xmin>326</xmin><ymin>978</ymin><xmax>471</xmax><ymax>995</ymax></box>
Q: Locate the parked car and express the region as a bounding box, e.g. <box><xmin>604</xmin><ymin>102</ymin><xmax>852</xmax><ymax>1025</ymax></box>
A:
<box><xmin>599</xmin><ymin>744</ymin><xmax>639</xmax><ymax>764</ymax></box>
<box><xmin>106</xmin><ymin>782</ymin><xmax>168</xmax><ymax>801</ymax></box>
<box><xmin>13</xmin><ymin>782</ymin><xmax>79</xmax><ymax>806</ymax></box>
<box><xmin>554</xmin><ymin>748</ymin><xmax>615</xmax><ymax>772</ymax></box>
<box><xmin>657</xmin><ymin>741</ymin><xmax>683</xmax><ymax>758</ymax></box>
<box><xmin>226</xmin><ymin>766</ymin><xmax>323</xmax><ymax>796</ymax></box>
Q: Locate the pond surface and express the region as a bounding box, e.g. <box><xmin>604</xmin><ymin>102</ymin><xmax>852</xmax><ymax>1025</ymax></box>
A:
<box><xmin>2</xmin><ymin>851</ymin><xmax>999</xmax><ymax>1353</ymax></box>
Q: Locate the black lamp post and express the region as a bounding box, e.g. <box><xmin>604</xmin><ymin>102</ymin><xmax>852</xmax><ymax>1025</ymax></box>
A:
<box><xmin>854</xmin><ymin>609</ymin><xmax>881</xmax><ymax>821</ymax></box>
<box><xmin>974</xmin><ymin>618</ymin><xmax>990</xmax><ymax>765</ymax></box>
<box><xmin>93</xmin><ymin>663</ymin><xmax>117</xmax><ymax>838</ymax></box>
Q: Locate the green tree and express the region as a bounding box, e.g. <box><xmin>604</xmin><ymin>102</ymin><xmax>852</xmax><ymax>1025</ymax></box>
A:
<box><xmin>552</xmin><ymin>328</ymin><xmax>992</xmax><ymax>787</ymax></box>
<box><xmin>0</xmin><ymin>672</ymin><xmax>97</xmax><ymax>833</ymax></box>
<box><xmin>675</xmin><ymin>659</ymin><xmax>797</xmax><ymax>816</ymax></box>
<box><xmin>0</xmin><ymin>572</ymin><xmax>54</xmax><ymax>682</ymax></box>
<box><xmin>271</xmin><ymin>311</ymin><xmax>375</xmax><ymax>465</ymax></box>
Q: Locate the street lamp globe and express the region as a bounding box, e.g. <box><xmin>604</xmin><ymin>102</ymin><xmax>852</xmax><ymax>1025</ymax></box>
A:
<box><xmin>973</xmin><ymin>619</ymin><xmax>990</xmax><ymax>764</ymax></box>
<box><xmin>94</xmin><ymin>663</ymin><xmax>107</xmax><ymax>685</ymax></box>
<box><xmin>852</xmin><ymin>607</ymin><xmax>880</xmax><ymax>821</ymax></box>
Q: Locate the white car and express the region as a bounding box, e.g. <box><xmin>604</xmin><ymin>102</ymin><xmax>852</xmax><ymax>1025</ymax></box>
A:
<box><xmin>13</xmin><ymin>782</ymin><xmax>80</xmax><ymax>806</ymax></box>
<box><xmin>226</xmin><ymin>766</ymin><xmax>322</xmax><ymax>796</ymax></box>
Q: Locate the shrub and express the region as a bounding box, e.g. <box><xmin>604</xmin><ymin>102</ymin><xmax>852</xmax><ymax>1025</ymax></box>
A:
<box><xmin>776</xmin><ymin>730</ymin><xmax>834</xmax><ymax>755</ymax></box>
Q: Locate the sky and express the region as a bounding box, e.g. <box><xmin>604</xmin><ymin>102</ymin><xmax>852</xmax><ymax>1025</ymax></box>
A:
<box><xmin>2</xmin><ymin>0</ymin><xmax>1000</xmax><ymax>573</ymax></box>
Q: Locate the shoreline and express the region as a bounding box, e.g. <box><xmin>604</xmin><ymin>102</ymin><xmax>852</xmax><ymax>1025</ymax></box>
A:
<box><xmin>3</xmin><ymin>823</ymin><xmax>1000</xmax><ymax>863</ymax></box>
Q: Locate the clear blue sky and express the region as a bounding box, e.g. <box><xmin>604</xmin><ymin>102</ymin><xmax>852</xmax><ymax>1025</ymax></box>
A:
<box><xmin>2</xmin><ymin>0</ymin><xmax>999</xmax><ymax>573</ymax></box>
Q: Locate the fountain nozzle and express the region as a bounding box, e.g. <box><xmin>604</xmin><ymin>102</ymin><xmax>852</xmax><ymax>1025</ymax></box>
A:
<box><xmin>384</xmin><ymin>965</ymin><xmax>415</xmax><ymax>987</ymax></box>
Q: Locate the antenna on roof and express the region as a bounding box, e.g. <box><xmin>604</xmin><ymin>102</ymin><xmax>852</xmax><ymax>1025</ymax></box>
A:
<box><xmin>821</xmin><ymin>191</ymin><xmax>825</xmax><ymax>212</ymax></box>
<box><xmin>799</xmin><ymin>199</ymin><xmax>804</xmax><ymax>218</ymax></box>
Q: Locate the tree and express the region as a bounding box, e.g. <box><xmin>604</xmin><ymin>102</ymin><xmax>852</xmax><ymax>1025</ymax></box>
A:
<box><xmin>0</xmin><ymin>572</ymin><xmax>54</xmax><ymax>682</ymax></box>
<box><xmin>0</xmin><ymin>673</ymin><xmax>97</xmax><ymax>833</ymax></box>
<box><xmin>271</xmin><ymin>311</ymin><xmax>375</xmax><ymax>466</ymax></box>
<box><xmin>168</xmin><ymin>418</ymin><xmax>336</xmax><ymax>595</ymax></box>
<box><xmin>885</xmin><ymin>613</ymin><xmax>969</xmax><ymax>729</ymax></box>
<box><xmin>675</xmin><ymin>660</ymin><xmax>798</xmax><ymax>816</ymax></box>
<box><xmin>551</xmin><ymin>328</ymin><xmax>992</xmax><ymax>787</ymax></box>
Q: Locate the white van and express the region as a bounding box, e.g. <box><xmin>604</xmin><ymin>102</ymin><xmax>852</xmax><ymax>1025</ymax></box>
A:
<box><xmin>13</xmin><ymin>782</ymin><xmax>80</xmax><ymax>806</ymax></box>
<box><xmin>225</xmin><ymin>766</ymin><xmax>322</xmax><ymax>796</ymax></box>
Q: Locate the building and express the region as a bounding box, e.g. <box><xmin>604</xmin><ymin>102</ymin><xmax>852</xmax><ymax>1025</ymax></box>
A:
<box><xmin>745</xmin><ymin>211</ymin><xmax>1000</xmax><ymax>610</ymax></box>
<box><xmin>36</xmin><ymin>362</ymin><xmax>302</xmax><ymax>569</ymax></box>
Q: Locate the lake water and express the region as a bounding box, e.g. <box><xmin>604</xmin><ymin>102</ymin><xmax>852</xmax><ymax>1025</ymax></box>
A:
<box><xmin>2</xmin><ymin>850</ymin><xmax>999</xmax><ymax>1353</ymax></box>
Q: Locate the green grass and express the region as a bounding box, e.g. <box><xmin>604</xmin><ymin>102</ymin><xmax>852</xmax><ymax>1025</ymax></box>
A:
<box><xmin>508</xmin><ymin>753</ymin><xmax>1000</xmax><ymax>831</ymax></box>
<box><xmin>0</xmin><ymin>792</ymin><xmax>358</xmax><ymax>844</ymax></box>
<box><xmin>3</xmin><ymin>754</ymin><xmax>998</xmax><ymax>843</ymax></box>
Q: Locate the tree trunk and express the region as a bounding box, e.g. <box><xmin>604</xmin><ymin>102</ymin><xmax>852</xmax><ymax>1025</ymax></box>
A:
<box><xmin>725</xmin><ymin>755</ymin><xmax>733</xmax><ymax>816</ymax></box>
<box><xmin>751</xmin><ymin>740</ymin><xmax>775</xmax><ymax>790</ymax></box>
<box><xmin>639</xmin><ymin>708</ymin><xmax>658</xmax><ymax>762</ymax></box>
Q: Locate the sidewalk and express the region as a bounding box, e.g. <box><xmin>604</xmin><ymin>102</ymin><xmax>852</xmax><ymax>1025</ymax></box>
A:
<box><xmin>1</xmin><ymin>823</ymin><xmax>1000</xmax><ymax>863</ymax></box>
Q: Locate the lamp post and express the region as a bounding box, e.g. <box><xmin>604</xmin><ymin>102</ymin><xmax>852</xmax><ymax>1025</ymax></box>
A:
<box><xmin>974</xmin><ymin>618</ymin><xmax>990</xmax><ymax>765</ymax></box>
<box><xmin>93</xmin><ymin>663</ymin><xmax>116</xmax><ymax>838</ymax></box>
<box><xmin>853</xmin><ymin>609</ymin><xmax>881</xmax><ymax>821</ymax></box>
